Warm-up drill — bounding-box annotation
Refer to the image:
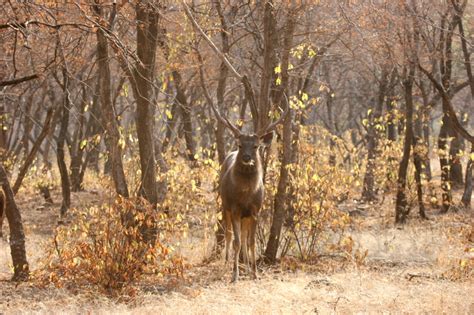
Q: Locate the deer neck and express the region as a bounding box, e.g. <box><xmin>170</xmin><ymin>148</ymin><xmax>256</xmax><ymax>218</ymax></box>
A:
<box><xmin>232</xmin><ymin>156</ymin><xmax>263</xmax><ymax>188</ymax></box>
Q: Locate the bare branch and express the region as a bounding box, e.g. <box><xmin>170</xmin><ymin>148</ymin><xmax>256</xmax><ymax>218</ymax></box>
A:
<box><xmin>181</xmin><ymin>0</ymin><xmax>242</xmax><ymax>80</ymax></box>
<box><xmin>0</xmin><ymin>74</ymin><xmax>38</xmax><ymax>87</ymax></box>
<box><xmin>419</xmin><ymin>64</ymin><xmax>474</xmax><ymax>143</ymax></box>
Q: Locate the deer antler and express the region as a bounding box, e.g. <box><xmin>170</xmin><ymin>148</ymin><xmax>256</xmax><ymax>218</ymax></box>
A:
<box><xmin>209</xmin><ymin>101</ymin><xmax>241</xmax><ymax>137</ymax></box>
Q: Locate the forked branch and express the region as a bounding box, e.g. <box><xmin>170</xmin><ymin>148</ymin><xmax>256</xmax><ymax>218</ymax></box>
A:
<box><xmin>419</xmin><ymin>64</ymin><xmax>474</xmax><ymax>144</ymax></box>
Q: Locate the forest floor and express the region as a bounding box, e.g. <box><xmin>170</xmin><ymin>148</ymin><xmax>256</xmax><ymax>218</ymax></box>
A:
<box><xmin>0</xmin><ymin>180</ymin><xmax>473</xmax><ymax>314</ymax></box>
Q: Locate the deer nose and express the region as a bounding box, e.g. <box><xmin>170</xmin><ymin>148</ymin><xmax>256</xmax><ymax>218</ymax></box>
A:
<box><xmin>242</xmin><ymin>155</ymin><xmax>251</xmax><ymax>162</ymax></box>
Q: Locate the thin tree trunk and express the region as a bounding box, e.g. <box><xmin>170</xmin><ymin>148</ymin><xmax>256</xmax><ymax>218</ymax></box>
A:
<box><xmin>12</xmin><ymin>107</ymin><xmax>56</xmax><ymax>194</ymax></box>
<box><xmin>70</xmin><ymin>87</ymin><xmax>88</xmax><ymax>192</ymax></box>
<box><xmin>363</xmin><ymin>69</ymin><xmax>388</xmax><ymax>201</ymax></box>
<box><xmin>172</xmin><ymin>70</ymin><xmax>196</xmax><ymax>162</ymax></box>
<box><xmin>462</xmin><ymin>145</ymin><xmax>473</xmax><ymax>208</ymax></box>
<box><xmin>412</xmin><ymin>135</ymin><xmax>427</xmax><ymax>219</ymax></box>
<box><xmin>264</xmin><ymin>9</ymin><xmax>295</xmax><ymax>263</ymax></box>
<box><xmin>56</xmin><ymin>67</ymin><xmax>71</xmax><ymax>217</ymax></box>
<box><xmin>21</xmin><ymin>94</ymin><xmax>34</xmax><ymax>156</ymax></box>
<box><xmin>211</xmin><ymin>0</ymin><xmax>232</xmax><ymax>255</ymax></box>
<box><xmin>0</xmin><ymin>164</ymin><xmax>29</xmax><ymax>281</ymax></box>
<box><xmin>162</xmin><ymin>99</ymin><xmax>179</xmax><ymax>153</ymax></box>
<box><xmin>94</xmin><ymin>1</ymin><xmax>129</xmax><ymax>197</ymax></box>
<box><xmin>449</xmin><ymin>132</ymin><xmax>464</xmax><ymax>187</ymax></box>
<box><xmin>131</xmin><ymin>2</ymin><xmax>161</xmax><ymax>208</ymax></box>
<box><xmin>395</xmin><ymin>65</ymin><xmax>415</xmax><ymax>224</ymax></box>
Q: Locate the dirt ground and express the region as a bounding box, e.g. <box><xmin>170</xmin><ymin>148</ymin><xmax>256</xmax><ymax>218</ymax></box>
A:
<box><xmin>1</xmin><ymin>185</ymin><xmax>473</xmax><ymax>314</ymax></box>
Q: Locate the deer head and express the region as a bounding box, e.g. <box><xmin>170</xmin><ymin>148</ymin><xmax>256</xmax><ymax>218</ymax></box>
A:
<box><xmin>209</xmin><ymin>99</ymin><xmax>289</xmax><ymax>161</ymax></box>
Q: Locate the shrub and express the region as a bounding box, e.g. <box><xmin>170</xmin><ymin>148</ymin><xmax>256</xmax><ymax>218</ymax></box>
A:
<box><xmin>260</xmin><ymin>126</ymin><xmax>355</xmax><ymax>262</ymax></box>
<box><xmin>38</xmin><ymin>197</ymin><xmax>183</xmax><ymax>294</ymax></box>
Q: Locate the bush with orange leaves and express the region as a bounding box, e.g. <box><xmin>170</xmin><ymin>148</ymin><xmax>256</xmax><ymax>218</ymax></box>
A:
<box><xmin>38</xmin><ymin>197</ymin><xmax>184</xmax><ymax>294</ymax></box>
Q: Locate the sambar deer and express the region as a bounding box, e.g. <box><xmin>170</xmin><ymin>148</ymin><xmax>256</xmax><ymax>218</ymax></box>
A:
<box><xmin>211</xmin><ymin>102</ymin><xmax>288</xmax><ymax>282</ymax></box>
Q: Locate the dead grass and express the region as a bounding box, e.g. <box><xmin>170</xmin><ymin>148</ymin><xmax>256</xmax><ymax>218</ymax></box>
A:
<box><xmin>1</xmin><ymin>174</ymin><xmax>473</xmax><ymax>314</ymax></box>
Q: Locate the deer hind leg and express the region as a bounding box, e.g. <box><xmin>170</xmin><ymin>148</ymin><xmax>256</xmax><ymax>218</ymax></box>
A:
<box><xmin>224</xmin><ymin>209</ymin><xmax>232</xmax><ymax>263</ymax></box>
<box><xmin>249</xmin><ymin>216</ymin><xmax>258</xmax><ymax>279</ymax></box>
<box><xmin>231</xmin><ymin>210</ymin><xmax>241</xmax><ymax>282</ymax></box>
<box><xmin>241</xmin><ymin>217</ymin><xmax>251</xmax><ymax>275</ymax></box>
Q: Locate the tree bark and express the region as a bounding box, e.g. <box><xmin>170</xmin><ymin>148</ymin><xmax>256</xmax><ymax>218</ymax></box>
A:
<box><xmin>257</xmin><ymin>0</ymin><xmax>279</xmax><ymax>133</ymax></box>
<box><xmin>462</xmin><ymin>145</ymin><xmax>473</xmax><ymax>208</ymax></box>
<box><xmin>94</xmin><ymin>1</ymin><xmax>129</xmax><ymax>198</ymax></box>
<box><xmin>172</xmin><ymin>70</ymin><xmax>196</xmax><ymax>162</ymax></box>
<box><xmin>130</xmin><ymin>1</ymin><xmax>162</xmax><ymax>207</ymax></box>
<box><xmin>395</xmin><ymin>66</ymin><xmax>415</xmax><ymax>224</ymax></box>
<box><xmin>56</xmin><ymin>67</ymin><xmax>71</xmax><ymax>217</ymax></box>
<box><xmin>0</xmin><ymin>164</ymin><xmax>29</xmax><ymax>281</ymax></box>
<box><xmin>264</xmin><ymin>9</ymin><xmax>295</xmax><ymax>263</ymax></box>
<box><xmin>449</xmin><ymin>132</ymin><xmax>464</xmax><ymax>187</ymax></box>
<box><xmin>212</xmin><ymin>0</ymin><xmax>232</xmax><ymax>254</ymax></box>
<box><xmin>69</xmin><ymin>87</ymin><xmax>88</xmax><ymax>192</ymax></box>
<box><xmin>12</xmin><ymin>107</ymin><xmax>56</xmax><ymax>194</ymax></box>
<box><xmin>412</xmin><ymin>136</ymin><xmax>427</xmax><ymax>219</ymax></box>
<box><xmin>162</xmin><ymin>98</ymin><xmax>179</xmax><ymax>153</ymax></box>
<box><xmin>362</xmin><ymin>69</ymin><xmax>388</xmax><ymax>201</ymax></box>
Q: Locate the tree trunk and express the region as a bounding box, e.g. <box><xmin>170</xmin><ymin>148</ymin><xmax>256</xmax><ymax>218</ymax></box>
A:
<box><xmin>264</xmin><ymin>9</ymin><xmax>295</xmax><ymax>263</ymax></box>
<box><xmin>462</xmin><ymin>145</ymin><xmax>473</xmax><ymax>208</ymax></box>
<box><xmin>162</xmin><ymin>98</ymin><xmax>179</xmax><ymax>153</ymax></box>
<box><xmin>21</xmin><ymin>95</ymin><xmax>34</xmax><ymax>157</ymax></box>
<box><xmin>172</xmin><ymin>70</ymin><xmax>196</xmax><ymax>162</ymax></box>
<box><xmin>449</xmin><ymin>132</ymin><xmax>464</xmax><ymax>188</ymax></box>
<box><xmin>211</xmin><ymin>0</ymin><xmax>232</xmax><ymax>255</ymax></box>
<box><xmin>69</xmin><ymin>87</ymin><xmax>88</xmax><ymax>192</ymax></box>
<box><xmin>438</xmin><ymin>8</ymin><xmax>456</xmax><ymax>213</ymax></box>
<box><xmin>395</xmin><ymin>66</ymin><xmax>414</xmax><ymax>224</ymax></box>
<box><xmin>412</xmin><ymin>134</ymin><xmax>427</xmax><ymax>220</ymax></box>
<box><xmin>57</xmin><ymin>67</ymin><xmax>71</xmax><ymax>217</ymax></box>
<box><xmin>362</xmin><ymin>69</ymin><xmax>388</xmax><ymax>201</ymax></box>
<box><xmin>13</xmin><ymin>107</ymin><xmax>56</xmax><ymax>194</ymax></box>
<box><xmin>94</xmin><ymin>2</ymin><xmax>129</xmax><ymax>197</ymax></box>
<box><xmin>0</xmin><ymin>164</ymin><xmax>29</xmax><ymax>281</ymax></box>
<box><xmin>257</xmin><ymin>0</ymin><xmax>279</xmax><ymax>133</ymax></box>
<box><xmin>438</xmin><ymin>114</ymin><xmax>453</xmax><ymax>213</ymax></box>
<box><xmin>130</xmin><ymin>2</ymin><xmax>161</xmax><ymax>207</ymax></box>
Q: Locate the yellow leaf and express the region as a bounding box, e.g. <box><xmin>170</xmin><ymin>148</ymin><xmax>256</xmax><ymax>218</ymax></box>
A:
<box><xmin>118</xmin><ymin>137</ymin><xmax>126</xmax><ymax>150</ymax></box>
<box><xmin>274</xmin><ymin>64</ymin><xmax>281</xmax><ymax>74</ymax></box>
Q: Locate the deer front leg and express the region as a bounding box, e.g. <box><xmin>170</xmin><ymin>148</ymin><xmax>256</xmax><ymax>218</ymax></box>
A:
<box><xmin>231</xmin><ymin>210</ymin><xmax>241</xmax><ymax>282</ymax></box>
<box><xmin>249</xmin><ymin>216</ymin><xmax>258</xmax><ymax>279</ymax></box>
<box><xmin>241</xmin><ymin>217</ymin><xmax>251</xmax><ymax>275</ymax></box>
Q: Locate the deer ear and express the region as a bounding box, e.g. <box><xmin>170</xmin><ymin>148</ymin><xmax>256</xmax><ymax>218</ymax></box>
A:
<box><xmin>260</xmin><ymin>132</ymin><xmax>273</xmax><ymax>147</ymax></box>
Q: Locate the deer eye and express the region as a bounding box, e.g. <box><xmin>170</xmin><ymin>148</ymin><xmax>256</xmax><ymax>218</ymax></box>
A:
<box><xmin>254</xmin><ymin>145</ymin><xmax>259</xmax><ymax>149</ymax></box>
